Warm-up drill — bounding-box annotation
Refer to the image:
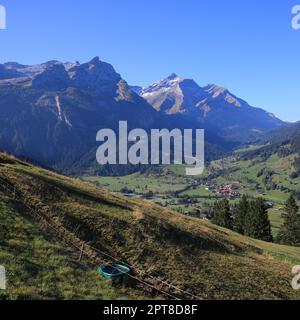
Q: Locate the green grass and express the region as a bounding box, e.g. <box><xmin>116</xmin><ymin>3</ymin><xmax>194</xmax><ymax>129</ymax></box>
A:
<box><xmin>83</xmin><ymin>172</ymin><xmax>189</xmax><ymax>194</ymax></box>
<box><xmin>180</xmin><ymin>185</ymin><xmax>211</xmax><ymax>197</ymax></box>
<box><xmin>0</xmin><ymin>192</ymin><xmax>143</xmax><ymax>300</ymax></box>
<box><xmin>268</xmin><ymin>208</ymin><xmax>284</xmax><ymax>237</ymax></box>
<box><xmin>234</xmin><ymin>144</ymin><xmax>268</xmax><ymax>154</ymax></box>
<box><xmin>1</xmin><ymin>153</ymin><xmax>300</xmax><ymax>300</ymax></box>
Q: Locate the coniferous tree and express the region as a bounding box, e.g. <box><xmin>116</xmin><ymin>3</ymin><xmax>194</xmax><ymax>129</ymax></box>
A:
<box><xmin>243</xmin><ymin>200</ymin><xmax>255</xmax><ymax>237</ymax></box>
<box><xmin>277</xmin><ymin>195</ymin><xmax>300</xmax><ymax>246</ymax></box>
<box><xmin>245</xmin><ymin>198</ymin><xmax>273</xmax><ymax>242</ymax></box>
<box><xmin>233</xmin><ymin>195</ymin><xmax>249</xmax><ymax>234</ymax></box>
<box><xmin>212</xmin><ymin>199</ymin><xmax>233</xmax><ymax>230</ymax></box>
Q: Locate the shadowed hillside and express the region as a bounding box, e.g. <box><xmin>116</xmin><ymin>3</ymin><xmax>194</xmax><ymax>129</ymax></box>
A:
<box><xmin>0</xmin><ymin>191</ymin><xmax>145</xmax><ymax>300</ymax></box>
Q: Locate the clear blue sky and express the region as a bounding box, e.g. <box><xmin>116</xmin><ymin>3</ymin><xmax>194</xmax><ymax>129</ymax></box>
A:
<box><xmin>0</xmin><ymin>0</ymin><xmax>299</xmax><ymax>121</ymax></box>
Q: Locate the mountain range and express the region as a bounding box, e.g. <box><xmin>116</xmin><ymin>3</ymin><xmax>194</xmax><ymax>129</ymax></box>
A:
<box><xmin>0</xmin><ymin>57</ymin><xmax>285</xmax><ymax>175</ymax></box>
<box><xmin>132</xmin><ymin>73</ymin><xmax>283</xmax><ymax>141</ymax></box>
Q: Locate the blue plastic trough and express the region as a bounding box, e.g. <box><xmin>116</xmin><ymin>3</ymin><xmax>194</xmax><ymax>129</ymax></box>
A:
<box><xmin>98</xmin><ymin>264</ymin><xmax>131</xmax><ymax>280</ymax></box>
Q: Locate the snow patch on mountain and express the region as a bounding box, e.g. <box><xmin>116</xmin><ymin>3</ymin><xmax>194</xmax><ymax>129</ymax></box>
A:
<box><xmin>140</xmin><ymin>73</ymin><xmax>183</xmax><ymax>96</ymax></box>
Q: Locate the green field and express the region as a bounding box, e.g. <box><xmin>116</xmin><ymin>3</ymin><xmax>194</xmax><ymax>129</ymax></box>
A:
<box><xmin>83</xmin><ymin>170</ymin><xmax>190</xmax><ymax>194</ymax></box>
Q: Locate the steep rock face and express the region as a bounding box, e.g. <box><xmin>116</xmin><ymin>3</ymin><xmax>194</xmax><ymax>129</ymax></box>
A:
<box><xmin>68</xmin><ymin>57</ymin><xmax>121</xmax><ymax>93</ymax></box>
<box><xmin>203</xmin><ymin>84</ymin><xmax>246</xmax><ymax>107</ymax></box>
<box><xmin>29</xmin><ymin>57</ymin><xmax>122</xmax><ymax>93</ymax></box>
<box><xmin>140</xmin><ymin>74</ymin><xmax>207</xmax><ymax>115</ymax></box>
<box><xmin>32</xmin><ymin>64</ymin><xmax>70</xmax><ymax>91</ymax></box>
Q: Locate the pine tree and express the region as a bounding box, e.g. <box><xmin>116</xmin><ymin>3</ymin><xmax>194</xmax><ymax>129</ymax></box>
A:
<box><xmin>212</xmin><ymin>199</ymin><xmax>233</xmax><ymax>230</ymax></box>
<box><xmin>277</xmin><ymin>195</ymin><xmax>300</xmax><ymax>246</ymax></box>
<box><xmin>233</xmin><ymin>195</ymin><xmax>249</xmax><ymax>234</ymax></box>
<box><xmin>245</xmin><ymin>198</ymin><xmax>273</xmax><ymax>242</ymax></box>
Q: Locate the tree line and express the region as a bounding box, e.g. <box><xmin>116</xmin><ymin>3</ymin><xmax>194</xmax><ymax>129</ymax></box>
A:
<box><xmin>211</xmin><ymin>195</ymin><xmax>300</xmax><ymax>245</ymax></box>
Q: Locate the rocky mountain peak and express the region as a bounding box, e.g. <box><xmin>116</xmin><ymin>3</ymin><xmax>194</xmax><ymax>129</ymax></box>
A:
<box><xmin>203</xmin><ymin>84</ymin><xmax>246</xmax><ymax>107</ymax></box>
<box><xmin>166</xmin><ymin>73</ymin><xmax>179</xmax><ymax>80</ymax></box>
<box><xmin>68</xmin><ymin>57</ymin><xmax>121</xmax><ymax>92</ymax></box>
<box><xmin>31</xmin><ymin>64</ymin><xmax>70</xmax><ymax>90</ymax></box>
<box><xmin>1</xmin><ymin>57</ymin><xmax>122</xmax><ymax>93</ymax></box>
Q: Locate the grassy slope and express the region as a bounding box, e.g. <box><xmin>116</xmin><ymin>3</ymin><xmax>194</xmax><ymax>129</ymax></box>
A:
<box><xmin>0</xmin><ymin>153</ymin><xmax>300</xmax><ymax>300</ymax></box>
<box><xmin>0</xmin><ymin>191</ymin><xmax>144</xmax><ymax>300</ymax></box>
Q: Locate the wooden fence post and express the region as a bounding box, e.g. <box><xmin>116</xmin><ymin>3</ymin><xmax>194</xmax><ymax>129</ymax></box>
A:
<box><xmin>78</xmin><ymin>243</ymin><xmax>84</xmax><ymax>262</ymax></box>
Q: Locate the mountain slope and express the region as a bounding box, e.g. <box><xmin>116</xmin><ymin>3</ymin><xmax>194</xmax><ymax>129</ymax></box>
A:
<box><xmin>230</xmin><ymin>123</ymin><xmax>300</xmax><ymax>210</ymax></box>
<box><xmin>239</xmin><ymin>122</ymin><xmax>300</xmax><ymax>178</ymax></box>
<box><xmin>135</xmin><ymin>75</ymin><xmax>284</xmax><ymax>142</ymax></box>
<box><xmin>0</xmin><ymin>153</ymin><xmax>299</xmax><ymax>300</ymax></box>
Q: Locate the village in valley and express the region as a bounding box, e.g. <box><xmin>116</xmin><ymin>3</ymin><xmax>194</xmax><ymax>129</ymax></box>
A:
<box><xmin>85</xmin><ymin>170</ymin><xmax>244</xmax><ymax>219</ymax></box>
<box><xmin>207</xmin><ymin>183</ymin><xmax>241</xmax><ymax>199</ymax></box>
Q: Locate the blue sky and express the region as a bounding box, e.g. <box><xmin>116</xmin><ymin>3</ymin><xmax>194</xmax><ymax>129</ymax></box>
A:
<box><xmin>0</xmin><ymin>0</ymin><xmax>299</xmax><ymax>121</ymax></box>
